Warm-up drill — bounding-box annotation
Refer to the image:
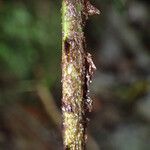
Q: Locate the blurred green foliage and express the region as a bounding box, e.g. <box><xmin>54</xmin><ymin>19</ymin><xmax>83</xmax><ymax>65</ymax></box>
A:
<box><xmin>114</xmin><ymin>80</ymin><xmax>149</xmax><ymax>103</ymax></box>
<box><xmin>0</xmin><ymin>1</ymin><xmax>61</xmax><ymax>103</ymax></box>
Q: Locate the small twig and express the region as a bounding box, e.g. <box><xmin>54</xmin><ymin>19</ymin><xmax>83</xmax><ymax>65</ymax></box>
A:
<box><xmin>36</xmin><ymin>84</ymin><xmax>61</xmax><ymax>127</ymax></box>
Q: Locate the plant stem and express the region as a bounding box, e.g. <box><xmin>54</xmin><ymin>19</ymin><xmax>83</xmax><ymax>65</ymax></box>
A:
<box><xmin>62</xmin><ymin>0</ymin><xmax>99</xmax><ymax>149</ymax></box>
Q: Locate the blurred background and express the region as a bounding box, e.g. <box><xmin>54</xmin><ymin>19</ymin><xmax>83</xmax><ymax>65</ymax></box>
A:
<box><xmin>0</xmin><ymin>0</ymin><xmax>149</xmax><ymax>150</ymax></box>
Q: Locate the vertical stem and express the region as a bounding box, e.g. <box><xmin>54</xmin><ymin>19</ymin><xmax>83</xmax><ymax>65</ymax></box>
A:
<box><xmin>62</xmin><ymin>0</ymin><xmax>99</xmax><ymax>149</ymax></box>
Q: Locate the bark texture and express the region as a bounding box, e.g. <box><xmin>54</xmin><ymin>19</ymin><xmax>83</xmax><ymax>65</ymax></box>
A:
<box><xmin>62</xmin><ymin>0</ymin><xmax>100</xmax><ymax>149</ymax></box>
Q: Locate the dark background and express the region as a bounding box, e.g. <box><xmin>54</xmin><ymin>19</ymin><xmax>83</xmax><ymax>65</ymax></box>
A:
<box><xmin>0</xmin><ymin>0</ymin><xmax>150</xmax><ymax>149</ymax></box>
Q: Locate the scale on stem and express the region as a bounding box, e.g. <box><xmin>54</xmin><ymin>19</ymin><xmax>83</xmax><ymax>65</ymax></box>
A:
<box><xmin>62</xmin><ymin>0</ymin><xmax>100</xmax><ymax>149</ymax></box>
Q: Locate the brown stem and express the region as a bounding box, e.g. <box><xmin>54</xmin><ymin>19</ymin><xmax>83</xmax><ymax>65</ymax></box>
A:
<box><xmin>62</xmin><ymin>0</ymin><xmax>99</xmax><ymax>149</ymax></box>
